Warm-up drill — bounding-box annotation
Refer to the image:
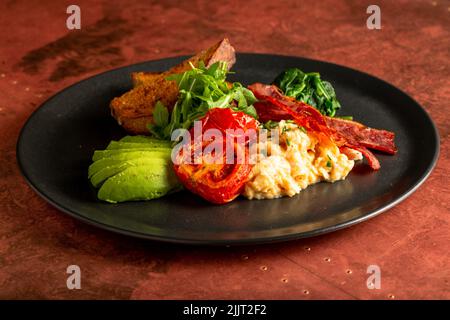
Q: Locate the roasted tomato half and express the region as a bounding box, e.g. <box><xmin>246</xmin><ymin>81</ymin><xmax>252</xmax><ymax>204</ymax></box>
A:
<box><xmin>173</xmin><ymin>108</ymin><xmax>258</xmax><ymax>204</ymax></box>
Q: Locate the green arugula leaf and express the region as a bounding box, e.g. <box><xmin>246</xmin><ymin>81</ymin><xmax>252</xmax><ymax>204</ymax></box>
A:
<box><xmin>153</xmin><ymin>101</ymin><xmax>169</xmax><ymax>127</ymax></box>
<box><xmin>150</xmin><ymin>61</ymin><xmax>259</xmax><ymax>140</ymax></box>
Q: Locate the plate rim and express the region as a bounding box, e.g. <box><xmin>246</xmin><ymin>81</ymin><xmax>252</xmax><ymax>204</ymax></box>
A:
<box><xmin>16</xmin><ymin>53</ymin><xmax>441</xmax><ymax>245</ymax></box>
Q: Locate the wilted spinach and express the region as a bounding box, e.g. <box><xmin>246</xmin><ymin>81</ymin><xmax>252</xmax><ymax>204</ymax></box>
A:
<box><xmin>273</xmin><ymin>68</ymin><xmax>341</xmax><ymax>117</ymax></box>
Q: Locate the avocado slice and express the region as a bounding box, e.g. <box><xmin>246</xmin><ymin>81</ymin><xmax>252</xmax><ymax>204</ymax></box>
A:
<box><xmin>106</xmin><ymin>140</ymin><xmax>171</xmax><ymax>150</ymax></box>
<box><xmin>88</xmin><ymin>151</ymin><xmax>172</xmax><ymax>177</ymax></box>
<box><xmin>92</xmin><ymin>148</ymin><xmax>172</xmax><ymax>162</ymax></box>
<box><xmin>89</xmin><ymin>157</ymin><xmax>170</xmax><ymax>187</ymax></box>
<box><xmin>119</xmin><ymin>135</ymin><xmax>163</xmax><ymax>143</ymax></box>
<box><xmin>97</xmin><ymin>164</ymin><xmax>180</xmax><ymax>203</ymax></box>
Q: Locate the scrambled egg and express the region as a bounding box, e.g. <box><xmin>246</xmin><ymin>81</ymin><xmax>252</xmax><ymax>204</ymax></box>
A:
<box><xmin>243</xmin><ymin>120</ymin><xmax>358</xmax><ymax>200</ymax></box>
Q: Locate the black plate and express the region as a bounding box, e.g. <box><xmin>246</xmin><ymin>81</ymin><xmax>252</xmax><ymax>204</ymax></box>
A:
<box><xmin>16</xmin><ymin>53</ymin><xmax>439</xmax><ymax>245</ymax></box>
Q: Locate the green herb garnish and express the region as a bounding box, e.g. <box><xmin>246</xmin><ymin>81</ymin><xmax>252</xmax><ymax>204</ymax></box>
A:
<box><xmin>263</xmin><ymin>120</ymin><xmax>279</xmax><ymax>130</ymax></box>
<box><xmin>326</xmin><ymin>154</ymin><xmax>333</xmax><ymax>167</ymax></box>
<box><xmin>148</xmin><ymin>61</ymin><xmax>258</xmax><ymax>140</ymax></box>
<box><xmin>282</xmin><ymin>126</ymin><xmax>291</xmax><ymax>134</ymax></box>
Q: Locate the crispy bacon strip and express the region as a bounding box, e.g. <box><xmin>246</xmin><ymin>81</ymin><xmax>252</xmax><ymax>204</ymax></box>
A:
<box><xmin>339</xmin><ymin>146</ymin><xmax>362</xmax><ymax>161</ymax></box>
<box><xmin>250</xmin><ymin>84</ymin><xmax>334</xmax><ymax>139</ymax></box>
<box><xmin>344</xmin><ymin>145</ymin><xmax>380</xmax><ymax>170</ymax></box>
<box><xmin>325</xmin><ymin>117</ymin><xmax>397</xmax><ymax>155</ymax></box>
<box><xmin>248</xmin><ymin>83</ymin><xmax>397</xmax><ymax>170</ymax></box>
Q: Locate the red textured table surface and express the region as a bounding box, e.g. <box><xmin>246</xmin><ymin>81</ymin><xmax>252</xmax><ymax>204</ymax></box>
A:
<box><xmin>0</xmin><ymin>0</ymin><xmax>449</xmax><ymax>300</ymax></box>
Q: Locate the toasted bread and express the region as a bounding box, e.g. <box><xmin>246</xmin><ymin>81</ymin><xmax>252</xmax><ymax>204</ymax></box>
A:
<box><xmin>110</xmin><ymin>38</ymin><xmax>236</xmax><ymax>134</ymax></box>
<box><xmin>131</xmin><ymin>72</ymin><xmax>161</xmax><ymax>87</ymax></box>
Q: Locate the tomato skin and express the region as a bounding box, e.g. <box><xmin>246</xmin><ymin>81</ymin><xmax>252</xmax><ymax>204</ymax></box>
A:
<box><xmin>201</xmin><ymin>107</ymin><xmax>258</xmax><ymax>133</ymax></box>
<box><xmin>174</xmin><ymin>159</ymin><xmax>253</xmax><ymax>204</ymax></box>
<box><xmin>173</xmin><ymin>108</ymin><xmax>258</xmax><ymax>204</ymax></box>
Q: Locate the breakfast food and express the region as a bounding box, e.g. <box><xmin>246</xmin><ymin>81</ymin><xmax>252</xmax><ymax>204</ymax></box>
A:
<box><xmin>131</xmin><ymin>71</ymin><xmax>161</xmax><ymax>87</ymax></box>
<box><xmin>243</xmin><ymin>120</ymin><xmax>356</xmax><ymax>200</ymax></box>
<box><xmin>88</xmin><ymin>136</ymin><xmax>180</xmax><ymax>202</ymax></box>
<box><xmin>110</xmin><ymin>38</ymin><xmax>236</xmax><ymax>134</ymax></box>
<box><xmin>248</xmin><ymin>83</ymin><xmax>397</xmax><ymax>170</ymax></box>
<box><xmin>173</xmin><ymin>108</ymin><xmax>259</xmax><ymax>204</ymax></box>
<box><xmin>89</xmin><ymin>39</ymin><xmax>397</xmax><ymax>204</ymax></box>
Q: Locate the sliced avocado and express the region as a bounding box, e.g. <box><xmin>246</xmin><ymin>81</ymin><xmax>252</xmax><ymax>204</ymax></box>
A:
<box><xmin>107</xmin><ymin>140</ymin><xmax>171</xmax><ymax>150</ymax></box>
<box><xmin>88</xmin><ymin>151</ymin><xmax>172</xmax><ymax>177</ymax></box>
<box><xmin>89</xmin><ymin>157</ymin><xmax>170</xmax><ymax>187</ymax></box>
<box><xmin>90</xmin><ymin>162</ymin><xmax>129</xmax><ymax>188</ymax></box>
<box><xmin>89</xmin><ymin>158</ymin><xmax>133</xmax><ymax>178</ymax></box>
<box><xmin>92</xmin><ymin>148</ymin><xmax>172</xmax><ymax>162</ymax></box>
<box><xmin>119</xmin><ymin>135</ymin><xmax>164</xmax><ymax>143</ymax></box>
<box><xmin>97</xmin><ymin>164</ymin><xmax>180</xmax><ymax>203</ymax></box>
